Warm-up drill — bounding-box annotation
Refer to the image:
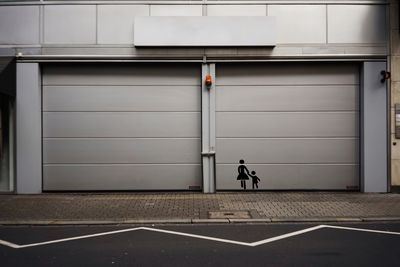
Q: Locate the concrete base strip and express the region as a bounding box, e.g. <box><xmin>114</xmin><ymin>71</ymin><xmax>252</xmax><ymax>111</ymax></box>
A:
<box><xmin>271</xmin><ymin>217</ymin><xmax>362</xmax><ymax>223</ymax></box>
<box><xmin>229</xmin><ymin>219</ymin><xmax>272</xmax><ymax>223</ymax></box>
<box><xmin>2</xmin><ymin>217</ymin><xmax>400</xmax><ymax>225</ymax></box>
<box><xmin>0</xmin><ymin>217</ymin><xmax>400</xmax><ymax>225</ymax></box>
<box><xmin>361</xmin><ymin>217</ymin><xmax>400</xmax><ymax>222</ymax></box>
<box><xmin>323</xmin><ymin>225</ymin><xmax>400</xmax><ymax>235</ymax></box>
<box><xmin>192</xmin><ymin>219</ymin><xmax>230</xmax><ymax>224</ymax></box>
<box><xmin>1</xmin><ymin>224</ymin><xmax>400</xmax><ymax>250</ymax></box>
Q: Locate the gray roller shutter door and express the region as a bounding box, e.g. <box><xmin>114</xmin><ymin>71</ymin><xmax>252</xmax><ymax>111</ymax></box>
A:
<box><xmin>216</xmin><ymin>63</ymin><xmax>360</xmax><ymax>190</ymax></box>
<box><xmin>42</xmin><ymin>64</ymin><xmax>201</xmax><ymax>191</ymax></box>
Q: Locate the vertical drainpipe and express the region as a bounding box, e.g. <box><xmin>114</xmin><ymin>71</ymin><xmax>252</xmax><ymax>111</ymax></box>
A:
<box><xmin>201</xmin><ymin>63</ymin><xmax>216</xmax><ymax>193</ymax></box>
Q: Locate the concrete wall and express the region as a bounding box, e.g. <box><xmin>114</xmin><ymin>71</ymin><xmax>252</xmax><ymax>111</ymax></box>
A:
<box><xmin>390</xmin><ymin>0</ymin><xmax>400</xmax><ymax>187</ymax></box>
<box><xmin>0</xmin><ymin>1</ymin><xmax>388</xmax><ymax>58</ymax></box>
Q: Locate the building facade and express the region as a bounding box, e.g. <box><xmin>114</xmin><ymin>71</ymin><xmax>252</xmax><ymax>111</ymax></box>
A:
<box><xmin>0</xmin><ymin>0</ymin><xmax>393</xmax><ymax>193</ymax></box>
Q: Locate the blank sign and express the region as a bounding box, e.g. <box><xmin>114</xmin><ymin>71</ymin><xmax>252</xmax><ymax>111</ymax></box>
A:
<box><xmin>134</xmin><ymin>16</ymin><xmax>276</xmax><ymax>47</ymax></box>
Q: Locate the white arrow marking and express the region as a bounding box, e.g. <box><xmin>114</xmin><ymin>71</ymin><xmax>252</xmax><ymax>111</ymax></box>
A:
<box><xmin>0</xmin><ymin>224</ymin><xmax>399</xmax><ymax>249</ymax></box>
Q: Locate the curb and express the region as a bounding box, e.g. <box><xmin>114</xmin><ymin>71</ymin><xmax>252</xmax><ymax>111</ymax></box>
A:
<box><xmin>271</xmin><ymin>217</ymin><xmax>363</xmax><ymax>223</ymax></box>
<box><xmin>1</xmin><ymin>217</ymin><xmax>400</xmax><ymax>225</ymax></box>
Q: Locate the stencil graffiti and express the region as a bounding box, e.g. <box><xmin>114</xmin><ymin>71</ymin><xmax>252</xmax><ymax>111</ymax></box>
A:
<box><xmin>237</xmin><ymin>159</ymin><xmax>260</xmax><ymax>190</ymax></box>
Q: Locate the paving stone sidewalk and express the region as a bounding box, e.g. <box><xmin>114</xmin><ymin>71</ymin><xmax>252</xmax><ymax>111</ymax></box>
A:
<box><xmin>1</xmin><ymin>192</ymin><xmax>400</xmax><ymax>224</ymax></box>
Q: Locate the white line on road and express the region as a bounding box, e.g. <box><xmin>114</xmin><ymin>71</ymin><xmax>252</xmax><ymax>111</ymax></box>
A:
<box><xmin>249</xmin><ymin>225</ymin><xmax>325</xmax><ymax>247</ymax></box>
<box><xmin>323</xmin><ymin>225</ymin><xmax>400</xmax><ymax>236</ymax></box>
<box><xmin>140</xmin><ymin>227</ymin><xmax>253</xmax><ymax>247</ymax></box>
<box><xmin>0</xmin><ymin>239</ymin><xmax>20</xmax><ymax>249</ymax></box>
<box><xmin>2</xmin><ymin>227</ymin><xmax>145</xmax><ymax>249</ymax></box>
<box><xmin>0</xmin><ymin>224</ymin><xmax>399</xmax><ymax>249</ymax></box>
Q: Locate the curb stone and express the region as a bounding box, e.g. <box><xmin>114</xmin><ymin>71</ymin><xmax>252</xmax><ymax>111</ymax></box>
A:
<box><xmin>271</xmin><ymin>217</ymin><xmax>362</xmax><ymax>223</ymax></box>
<box><xmin>1</xmin><ymin>218</ymin><xmax>400</xmax><ymax>226</ymax></box>
<box><xmin>229</xmin><ymin>218</ymin><xmax>272</xmax><ymax>223</ymax></box>
<box><xmin>123</xmin><ymin>219</ymin><xmax>192</xmax><ymax>224</ymax></box>
<box><xmin>361</xmin><ymin>217</ymin><xmax>400</xmax><ymax>222</ymax></box>
<box><xmin>191</xmin><ymin>219</ymin><xmax>230</xmax><ymax>224</ymax></box>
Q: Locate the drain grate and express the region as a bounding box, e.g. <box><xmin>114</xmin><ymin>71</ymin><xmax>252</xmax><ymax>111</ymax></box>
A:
<box><xmin>208</xmin><ymin>211</ymin><xmax>252</xmax><ymax>219</ymax></box>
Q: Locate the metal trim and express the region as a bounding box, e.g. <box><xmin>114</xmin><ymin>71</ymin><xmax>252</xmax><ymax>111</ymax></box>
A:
<box><xmin>16</xmin><ymin>54</ymin><xmax>387</xmax><ymax>63</ymax></box>
<box><xmin>0</xmin><ymin>1</ymin><xmax>389</xmax><ymax>6</ymax></box>
<box><xmin>201</xmin><ymin>151</ymin><xmax>216</xmax><ymax>156</ymax></box>
<box><xmin>201</xmin><ymin>63</ymin><xmax>216</xmax><ymax>193</ymax></box>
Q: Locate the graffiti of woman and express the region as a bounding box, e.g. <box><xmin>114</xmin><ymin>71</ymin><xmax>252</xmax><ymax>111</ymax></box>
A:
<box><xmin>237</xmin><ymin>159</ymin><xmax>250</xmax><ymax>190</ymax></box>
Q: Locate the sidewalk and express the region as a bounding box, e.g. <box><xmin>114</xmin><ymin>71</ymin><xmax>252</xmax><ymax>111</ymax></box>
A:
<box><xmin>1</xmin><ymin>192</ymin><xmax>400</xmax><ymax>225</ymax></box>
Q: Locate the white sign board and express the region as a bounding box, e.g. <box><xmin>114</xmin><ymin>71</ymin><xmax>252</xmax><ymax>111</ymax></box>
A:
<box><xmin>134</xmin><ymin>16</ymin><xmax>276</xmax><ymax>47</ymax></box>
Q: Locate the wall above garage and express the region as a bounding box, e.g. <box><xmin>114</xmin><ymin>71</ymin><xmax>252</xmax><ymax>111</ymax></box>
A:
<box><xmin>0</xmin><ymin>1</ymin><xmax>389</xmax><ymax>59</ymax></box>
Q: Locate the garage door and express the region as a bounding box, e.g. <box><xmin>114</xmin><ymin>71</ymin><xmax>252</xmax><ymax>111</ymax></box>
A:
<box><xmin>216</xmin><ymin>63</ymin><xmax>360</xmax><ymax>190</ymax></box>
<box><xmin>42</xmin><ymin>64</ymin><xmax>202</xmax><ymax>191</ymax></box>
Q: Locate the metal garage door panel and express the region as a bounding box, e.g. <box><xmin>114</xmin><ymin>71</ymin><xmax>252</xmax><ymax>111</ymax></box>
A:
<box><xmin>216</xmin><ymin>63</ymin><xmax>359</xmax><ymax>86</ymax></box>
<box><xmin>216</xmin><ymin>63</ymin><xmax>360</xmax><ymax>190</ymax></box>
<box><xmin>44</xmin><ymin>138</ymin><xmax>201</xmax><ymax>164</ymax></box>
<box><xmin>43</xmin><ymin>64</ymin><xmax>201</xmax><ymax>191</ymax></box>
<box><xmin>44</xmin><ymin>165</ymin><xmax>202</xmax><ymax>191</ymax></box>
<box><xmin>216</xmin><ymin>86</ymin><xmax>358</xmax><ymax>111</ymax></box>
<box><xmin>43</xmin><ymin>64</ymin><xmax>201</xmax><ymax>86</ymax></box>
<box><xmin>43</xmin><ymin>112</ymin><xmax>200</xmax><ymax>138</ymax></box>
<box><xmin>216</xmin><ymin>112</ymin><xmax>358</xmax><ymax>138</ymax></box>
<box><xmin>43</xmin><ymin>86</ymin><xmax>200</xmax><ymax>112</ymax></box>
<box><xmin>216</xmin><ymin>138</ymin><xmax>358</xmax><ymax>164</ymax></box>
<box><xmin>216</xmin><ymin>164</ymin><xmax>359</xmax><ymax>190</ymax></box>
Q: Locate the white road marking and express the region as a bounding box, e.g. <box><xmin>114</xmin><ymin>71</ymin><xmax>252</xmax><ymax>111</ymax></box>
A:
<box><xmin>140</xmin><ymin>227</ymin><xmax>253</xmax><ymax>247</ymax></box>
<box><xmin>0</xmin><ymin>224</ymin><xmax>399</xmax><ymax>249</ymax></box>
<box><xmin>323</xmin><ymin>225</ymin><xmax>400</xmax><ymax>236</ymax></box>
<box><xmin>250</xmin><ymin>225</ymin><xmax>325</xmax><ymax>247</ymax></box>
<box><xmin>0</xmin><ymin>239</ymin><xmax>20</xmax><ymax>249</ymax></box>
<box><xmin>2</xmin><ymin>227</ymin><xmax>145</xmax><ymax>249</ymax></box>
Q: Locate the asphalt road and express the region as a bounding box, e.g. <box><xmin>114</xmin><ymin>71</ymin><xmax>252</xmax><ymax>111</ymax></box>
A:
<box><xmin>1</xmin><ymin>222</ymin><xmax>400</xmax><ymax>267</ymax></box>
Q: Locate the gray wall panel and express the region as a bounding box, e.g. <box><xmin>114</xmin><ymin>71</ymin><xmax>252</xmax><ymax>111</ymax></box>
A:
<box><xmin>97</xmin><ymin>5</ymin><xmax>149</xmax><ymax>44</ymax></box>
<box><xmin>268</xmin><ymin>5</ymin><xmax>326</xmax><ymax>44</ymax></box>
<box><xmin>361</xmin><ymin>62</ymin><xmax>387</xmax><ymax>192</ymax></box>
<box><xmin>42</xmin><ymin>64</ymin><xmax>201</xmax><ymax>86</ymax></box>
<box><xmin>150</xmin><ymin>5</ymin><xmax>202</xmax><ymax>16</ymax></box>
<box><xmin>44</xmin><ymin>138</ymin><xmax>201</xmax><ymax>164</ymax></box>
<box><xmin>216</xmin><ymin>85</ymin><xmax>358</xmax><ymax>111</ymax></box>
<box><xmin>43</xmin><ymin>112</ymin><xmax>200</xmax><ymax>138</ymax></box>
<box><xmin>0</xmin><ymin>6</ymin><xmax>39</xmax><ymax>45</ymax></box>
<box><xmin>328</xmin><ymin>5</ymin><xmax>386</xmax><ymax>44</ymax></box>
<box><xmin>216</xmin><ymin>138</ymin><xmax>359</xmax><ymax>164</ymax></box>
<box><xmin>44</xmin><ymin>164</ymin><xmax>202</xmax><ymax>191</ymax></box>
<box><xmin>216</xmin><ymin>63</ymin><xmax>359</xmax><ymax>86</ymax></box>
<box><xmin>217</xmin><ymin>164</ymin><xmax>359</xmax><ymax>190</ymax></box>
<box><xmin>43</xmin><ymin>86</ymin><xmax>200</xmax><ymax>111</ymax></box>
<box><xmin>207</xmin><ymin>5</ymin><xmax>267</xmax><ymax>16</ymax></box>
<box><xmin>216</xmin><ymin>112</ymin><xmax>358</xmax><ymax>138</ymax></box>
<box><xmin>16</xmin><ymin>63</ymin><xmax>41</xmax><ymax>193</ymax></box>
<box><xmin>44</xmin><ymin>5</ymin><xmax>97</xmax><ymax>44</ymax></box>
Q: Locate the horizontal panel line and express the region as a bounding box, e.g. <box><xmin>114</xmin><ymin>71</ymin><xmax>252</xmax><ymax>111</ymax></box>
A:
<box><xmin>216</xmin><ymin>137</ymin><xmax>359</xmax><ymax>140</ymax></box>
<box><xmin>43</xmin><ymin>137</ymin><xmax>201</xmax><ymax>140</ymax></box>
<box><xmin>215</xmin><ymin>84</ymin><xmax>359</xmax><ymax>87</ymax></box>
<box><xmin>43</xmin><ymin>163</ymin><xmax>202</xmax><ymax>166</ymax></box>
<box><xmin>43</xmin><ymin>84</ymin><xmax>201</xmax><ymax>87</ymax></box>
<box><xmin>216</xmin><ymin>163</ymin><xmax>360</xmax><ymax>165</ymax></box>
<box><xmin>216</xmin><ymin>111</ymin><xmax>359</xmax><ymax>113</ymax></box>
<box><xmin>42</xmin><ymin>111</ymin><xmax>201</xmax><ymax>113</ymax></box>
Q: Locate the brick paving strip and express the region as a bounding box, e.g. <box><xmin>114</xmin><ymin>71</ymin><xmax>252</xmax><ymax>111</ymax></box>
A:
<box><xmin>0</xmin><ymin>192</ymin><xmax>400</xmax><ymax>225</ymax></box>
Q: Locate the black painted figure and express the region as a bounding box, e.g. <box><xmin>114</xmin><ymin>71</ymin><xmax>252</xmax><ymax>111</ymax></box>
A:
<box><xmin>237</xmin><ymin>159</ymin><xmax>250</xmax><ymax>190</ymax></box>
<box><xmin>249</xmin><ymin>171</ymin><xmax>260</xmax><ymax>189</ymax></box>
